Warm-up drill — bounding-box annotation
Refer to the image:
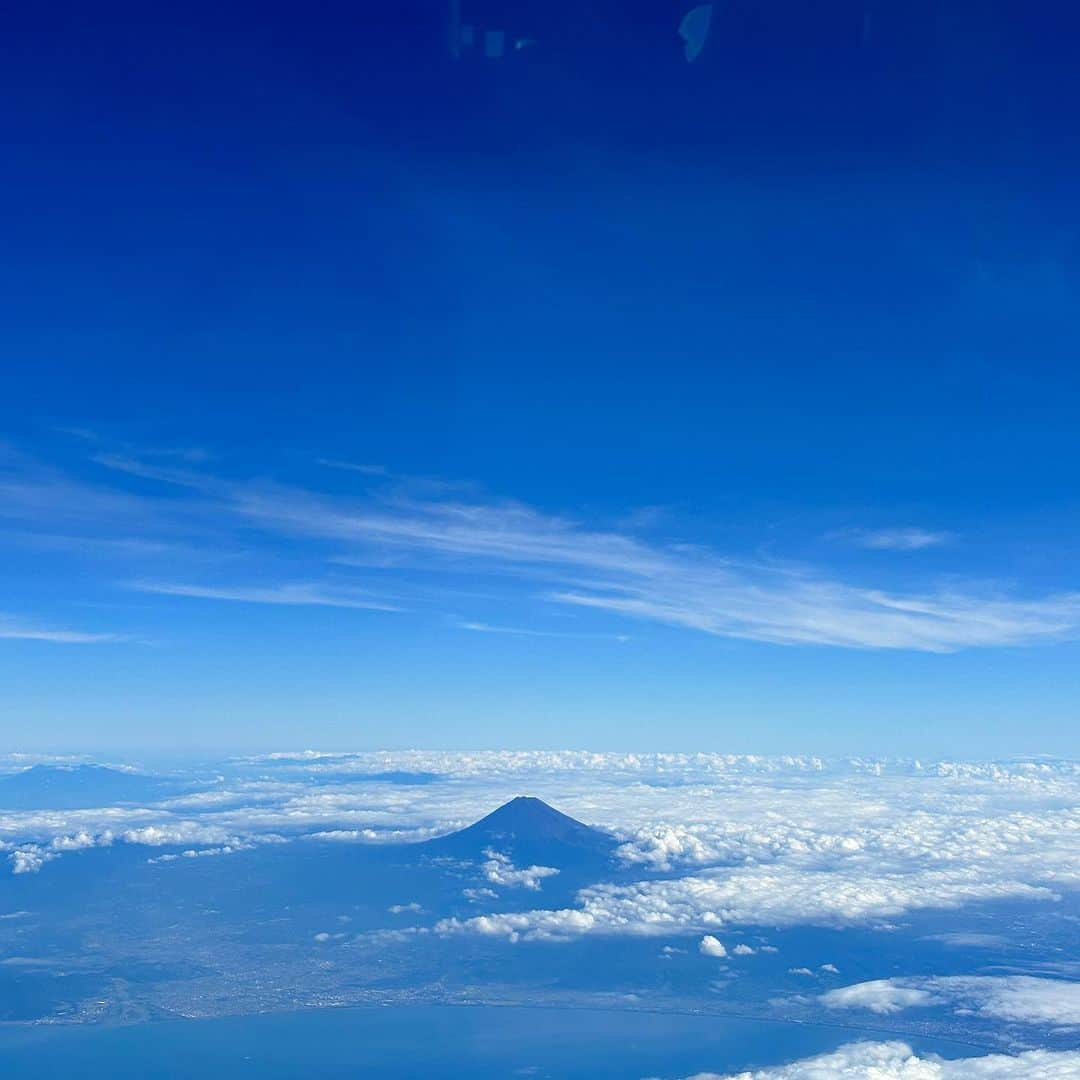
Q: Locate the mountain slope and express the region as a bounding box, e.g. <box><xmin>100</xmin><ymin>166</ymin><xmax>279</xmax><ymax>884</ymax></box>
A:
<box><xmin>422</xmin><ymin>796</ymin><xmax>618</xmax><ymax>868</ymax></box>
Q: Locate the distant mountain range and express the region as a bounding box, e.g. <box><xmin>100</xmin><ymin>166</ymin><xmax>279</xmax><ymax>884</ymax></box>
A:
<box><xmin>0</xmin><ymin>764</ymin><xmax>184</xmax><ymax>810</ymax></box>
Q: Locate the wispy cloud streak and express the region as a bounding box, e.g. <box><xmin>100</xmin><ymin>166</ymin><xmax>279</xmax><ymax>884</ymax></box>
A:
<box><xmin>0</xmin><ymin>615</ymin><xmax>124</xmax><ymax>644</ymax></box>
<box><xmin>833</xmin><ymin>527</ymin><xmax>952</xmax><ymax>551</ymax></box>
<box><xmin>17</xmin><ymin>450</ymin><xmax>1080</xmax><ymax>652</ymax></box>
<box><xmin>454</xmin><ymin>620</ymin><xmax>629</xmax><ymax>641</ymax></box>
<box><xmin>128</xmin><ymin>582</ymin><xmax>400</xmax><ymax>612</ymax></box>
<box><xmin>316</xmin><ymin>459</ymin><xmax>389</xmax><ymax>476</ymax></box>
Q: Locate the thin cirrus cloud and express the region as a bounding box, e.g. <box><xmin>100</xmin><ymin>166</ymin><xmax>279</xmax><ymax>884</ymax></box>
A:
<box><xmin>126</xmin><ymin>581</ymin><xmax>401</xmax><ymax>612</ymax></box>
<box><xmin>316</xmin><ymin>459</ymin><xmax>389</xmax><ymax>477</ymax></box>
<box><xmin>10</xmin><ymin>448</ymin><xmax>1080</xmax><ymax>652</ymax></box>
<box><xmin>454</xmin><ymin>620</ymin><xmax>629</xmax><ymax>642</ymax></box>
<box><xmin>0</xmin><ymin>615</ymin><xmax>124</xmax><ymax>645</ymax></box>
<box><xmin>835</xmin><ymin>527</ymin><xmax>952</xmax><ymax>551</ymax></box>
<box><xmin>116</xmin><ymin>459</ymin><xmax>1078</xmax><ymax>652</ymax></box>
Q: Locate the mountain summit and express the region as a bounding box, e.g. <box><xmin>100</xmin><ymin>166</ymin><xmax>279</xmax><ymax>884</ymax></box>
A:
<box><xmin>423</xmin><ymin>796</ymin><xmax>617</xmax><ymax>867</ymax></box>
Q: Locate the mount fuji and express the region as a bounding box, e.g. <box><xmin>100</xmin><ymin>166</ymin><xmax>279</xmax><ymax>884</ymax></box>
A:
<box><xmin>423</xmin><ymin>795</ymin><xmax>619</xmax><ymax>869</ymax></box>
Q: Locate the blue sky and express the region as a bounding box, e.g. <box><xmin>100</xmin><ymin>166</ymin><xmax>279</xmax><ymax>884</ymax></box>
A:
<box><xmin>3</xmin><ymin>2</ymin><xmax>1079</xmax><ymax>754</ymax></box>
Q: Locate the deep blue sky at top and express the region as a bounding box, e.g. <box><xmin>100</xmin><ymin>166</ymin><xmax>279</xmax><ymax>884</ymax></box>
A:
<box><xmin>2</xmin><ymin>2</ymin><xmax>1080</xmax><ymax>755</ymax></box>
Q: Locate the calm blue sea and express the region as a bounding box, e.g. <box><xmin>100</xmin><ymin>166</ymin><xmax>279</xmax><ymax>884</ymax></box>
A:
<box><xmin>0</xmin><ymin>1005</ymin><xmax>977</xmax><ymax>1078</ymax></box>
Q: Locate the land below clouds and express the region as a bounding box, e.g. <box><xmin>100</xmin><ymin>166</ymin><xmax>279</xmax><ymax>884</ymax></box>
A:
<box><xmin>0</xmin><ymin>753</ymin><xmax>1077</xmax><ymax>1062</ymax></box>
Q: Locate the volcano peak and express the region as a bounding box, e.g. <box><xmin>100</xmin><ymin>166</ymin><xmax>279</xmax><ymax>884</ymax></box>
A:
<box><xmin>423</xmin><ymin>795</ymin><xmax>616</xmax><ymax>866</ymax></box>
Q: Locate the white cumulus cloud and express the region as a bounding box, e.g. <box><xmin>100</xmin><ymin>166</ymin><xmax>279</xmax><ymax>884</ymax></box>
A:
<box><xmin>822</xmin><ymin>976</ymin><xmax>1080</xmax><ymax>1028</ymax></box>
<box><xmin>686</xmin><ymin>1041</ymin><xmax>1080</xmax><ymax>1079</ymax></box>
<box><xmin>482</xmin><ymin>849</ymin><xmax>560</xmax><ymax>891</ymax></box>
<box><xmin>699</xmin><ymin>934</ymin><xmax>728</xmax><ymax>957</ymax></box>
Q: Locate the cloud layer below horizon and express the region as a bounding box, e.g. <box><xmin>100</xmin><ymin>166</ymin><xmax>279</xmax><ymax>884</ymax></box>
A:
<box><xmin>2</xmin><ymin>751</ymin><xmax>1077</xmax><ymax>1062</ymax></box>
<box><xmin>4</xmin><ymin>752</ymin><xmax>1078</xmax><ymax>948</ymax></box>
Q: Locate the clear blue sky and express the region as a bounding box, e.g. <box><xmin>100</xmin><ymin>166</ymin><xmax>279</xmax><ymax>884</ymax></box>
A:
<box><xmin>3</xmin><ymin>2</ymin><xmax>1079</xmax><ymax>755</ymax></box>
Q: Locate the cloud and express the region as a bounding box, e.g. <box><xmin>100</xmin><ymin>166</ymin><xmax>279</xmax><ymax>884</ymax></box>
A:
<box><xmin>53</xmin><ymin>425</ymin><xmax>99</xmax><ymax>442</ymax></box>
<box><xmin>822</xmin><ymin>976</ymin><xmax>1080</xmax><ymax>1028</ymax></box>
<box><xmin>482</xmin><ymin>849</ymin><xmax>560</xmax><ymax>890</ymax></box>
<box><xmin>148</xmin><ymin>842</ymin><xmax>261</xmax><ymax>863</ymax></box>
<box><xmin>834</xmin><ymin>528</ymin><xmax>952</xmax><ymax>551</ymax></box>
<box><xmin>455</xmin><ymin>620</ymin><xmax>547</xmax><ymax>636</ymax></box>
<box><xmin>127</xmin><ymin>581</ymin><xmax>400</xmax><ymax>612</ymax></box>
<box><xmin>9</xmin><ymin>848</ymin><xmax>56</xmax><ymax>874</ymax></box>
<box><xmin>6</xmin><ymin>751</ymin><xmax>1078</xmax><ymax>955</ymax></box>
<box><xmin>316</xmin><ymin>459</ymin><xmax>389</xmax><ymax>476</ymax></box>
<box><xmin>699</xmin><ymin>934</ymin><xmax>728</xmax><ymax>958</ymax></box>
<box><xmin>431</xmin><ymin>775</ymin><xmax>1080</xmax><ymax>943</ymax></box>
<box><xmin>17</xmin><ymin>448</ymin><xmax>1080</xmax><ymax>652</ymax></box>
<box><xmin>685</xmin><ymin>1041</ymin><xmax>1080</xmax><ymax>1079</ymax></box>
<box><xmin>548</xmin><ymin>583</ymin><xmax>1080</xmax><ymax>652</ymax></box>
<box><xmin>231</xmin><ymin>486</ymin><xmax>1051</xmax><ymax>650</ymax></box>
<box><xmin>89</xmin><ymin>453</ymin><xmax>208</xmax><ymax>488</ymax></box>
<box><xmin>454</xmin><ymin>620</ymin><xmax>628</xmax><ymax>641</ymax></box>
<box><xmin>820</xmin><ymin>979</ymin><xmax>940</xmax><ymax>1014</ymax></box>
<box><xmin>435</xmin><ymin>908</ymin><xmax>598</xmax><ymax>944</ymax></box>
<box><xmin>440</xmin><ymin>847</ymin><xmax>1054</xmax><ymax>943</ymax></box>
<box><xmin>0</xmin><ymin>614</ymin><xmax>124</xmax><ymax>645</ymax></box>
<box><xmin>0</xmin><ymin>752</ymin><xmax>1075</xmax><ymax>1077</ymax></box>
<box><xmin>6</xmin><ymin>831</ymin><xmax>113</xmax><ymax>873</ymax></box>
<box><xmin>120</xmin><ymin>823</ymin><xmax>240</xmax><ymax>847</ymax></box>
<box><xmin>1</xmin><ymin>744</ymin><xmax>1077</xmax><ymax>1006</ymax></box>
